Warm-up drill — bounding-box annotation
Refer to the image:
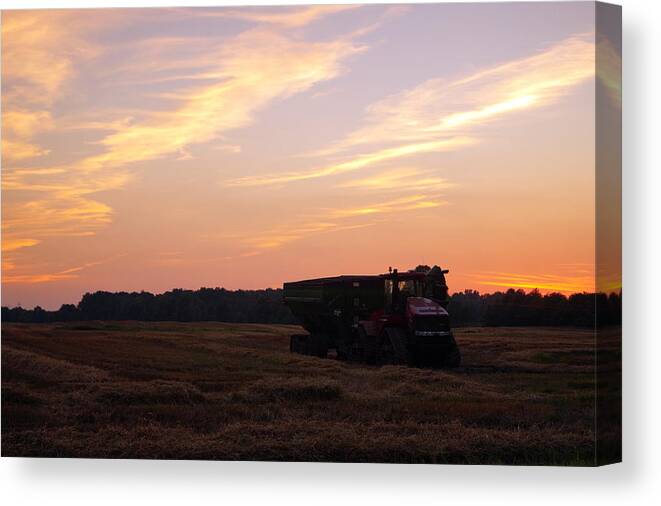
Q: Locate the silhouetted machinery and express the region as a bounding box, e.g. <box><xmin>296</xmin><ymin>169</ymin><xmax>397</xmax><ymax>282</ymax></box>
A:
<box><xmin>283</xmin><ymin>266</ymin><xmax>460</xmax><ymax>368</ymax></box>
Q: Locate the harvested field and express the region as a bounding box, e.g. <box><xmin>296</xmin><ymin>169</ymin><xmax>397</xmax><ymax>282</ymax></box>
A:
<box><xmin>1</xmin><ymin>322</ymin><xmax>620</xmax><ymax>464</ymax></box>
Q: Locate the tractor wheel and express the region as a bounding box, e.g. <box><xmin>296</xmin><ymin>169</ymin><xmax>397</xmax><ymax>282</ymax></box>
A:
<box><xmin>357</xmin><ymin>325</ymin><xmax>378</xmax><ymax>365</ymax></box>
<box><xmin>290</xmin><ymin>334</ymin><xmax>310</xmax><ymax>355</ymax></box>
<box><xmin>443</xmin><ymin>345</ymin><xmax>461</xmax><ymax>368</ymax></box>
<box><xmin>347</xmin><ymin>330</ymin><xmax>364</xmax><ymax>363</ymax></box>
<box><xmin>381</xmin><ymin>327</ymin><xmax>413</xmax><ymax>366</ymax></box>
<box><xmin>334</xmin><ymin>320</ymin><xmax>350</xmax><ymax>361</ymax></box>
<box><xmin>308</xmin><ymin>333</ymin><xmax>328</xmax><ymax>359</ymax></box>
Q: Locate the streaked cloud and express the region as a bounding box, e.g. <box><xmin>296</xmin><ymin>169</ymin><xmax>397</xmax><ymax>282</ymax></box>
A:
<box><xmin>229</xmin><ymin>192</ymin><xmax>444</xmax><ymax>256</ymax></box>
<box><xmin>226</xmin><ymin>137</ymin><xmax>473</xmax><ymax>186</ymax></box>
<box><xmin>2</xmin><ymin>109</ymin><xmax>53</xmax><ymax>138</ymax></box>
<box><xmin>1</xmin><ymin>12</ymin><xmax>100</xmax><ymax>163</ymax></box>
<box><xmin>204</xmin><ymin>4</ymin><xmax>360</xmax><ymax>28</ymax></box>
<box><xmin>1</xmin><ymin>238</ymin><xmax>41</xmax><ymax>253</ymax></box>
<box><xmin>328</xmin><ymin>194</ymin><xmax>444</xmax><ymax>219</ymax></box>
<box><xmin>336</xmin><ymin>167</ymin><xmax>452</xmax><ymax>192</ymax></box>
<box><xmin>1</xmin><ymin>138</ymin><xmax>51</xmax><ymax>163</ymax></box>
<box><xmin>2</xmin><ymin>259</ymin><xmax>111</xmax><ymax>284</ymax></box>
<box><xmin>1</xmin><ymin>11</ymin><xmax>98</xmax><ymax>106</ymax></box>
<box><xmin>78</xmin><ymin>28</ymin><xmax>364</xmax><ymax>173</ymax></box>
<box><xmin>242</xmin><ymin>221</ymin><xmax>373</xmax><ymax>252</ymax></box>
<box><xmin>1</xmin><ymin>169</ymin><xmax>129</xmax><ymax>254</ymax></box>
<box><xmin>473</xmin><ymin>270</ymin><xmax>595</xmax><ymax>294</ymax></box>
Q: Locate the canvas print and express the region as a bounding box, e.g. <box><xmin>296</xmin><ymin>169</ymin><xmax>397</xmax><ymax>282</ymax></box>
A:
<box><xmin>1</xmin><ymin>2</ymin><xmax>621</xmax><ymax>465</ymax></box>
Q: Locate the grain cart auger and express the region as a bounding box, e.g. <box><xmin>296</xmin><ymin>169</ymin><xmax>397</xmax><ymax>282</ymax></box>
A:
<box><xmin>283</xmin><ymin>266</ymin><xmax>461</xmax><ymax>368</ymax></box>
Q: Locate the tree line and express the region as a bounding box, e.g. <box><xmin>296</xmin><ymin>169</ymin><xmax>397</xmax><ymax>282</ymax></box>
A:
<box><xmin>2</xmin><ymin>286</ymin><xmax>621</xmax><ymax>327</ymax></box>
<box><xmin>448</xmin><ymin>288</ymin><xmax>621</xmax><ymax>327</ymax></box>
<box><xmin>2</xmin><ymin>288</ymin><xmax>295</xmax><ymax>325</ymax></box>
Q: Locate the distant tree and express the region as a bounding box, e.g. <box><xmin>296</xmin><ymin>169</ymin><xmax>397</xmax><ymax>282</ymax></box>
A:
<box><xmin>56</xmin><ymin>304</ymin><xmax>80</xmax><ymax>321</ymax></box>
<box><xmin>414</xmin><ymin>265</ymin><xmax>431</xmax><ymax>273</ymax></box>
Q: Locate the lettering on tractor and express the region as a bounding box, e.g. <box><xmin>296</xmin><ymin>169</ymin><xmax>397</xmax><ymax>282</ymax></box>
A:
<box><xmin>283</xmin><ymin>265</ymin><xmax>461</xmax><ymax>368</ymax></box>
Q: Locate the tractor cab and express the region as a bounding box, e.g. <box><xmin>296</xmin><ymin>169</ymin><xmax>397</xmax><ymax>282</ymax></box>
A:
<box><xmin>379</xmin><ymin>266</ymin><xmax>452</xmax><ymax>341</ymax></box>
<box><xmin>382</xmin><ymin>266</ymin><xmax>450</xmax><ymax>313</ymax></box>
<box><xmin>383</xmin><ymin>271</ymin><xmax>425</xmax><ymax>313</ymax></box>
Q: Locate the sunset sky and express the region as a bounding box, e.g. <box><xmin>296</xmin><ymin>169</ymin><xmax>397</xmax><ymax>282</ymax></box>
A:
<box><xmin>1</xmin><ymin>2</ymin><xmax>620</xmax><ymax>309</ymax></box>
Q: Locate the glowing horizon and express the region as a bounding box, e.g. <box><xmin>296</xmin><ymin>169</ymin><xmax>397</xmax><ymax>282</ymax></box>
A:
<box><xmin>1</xmin><ymin>3</ymin><xmax>619</xmax><ymax>309</ymax></box>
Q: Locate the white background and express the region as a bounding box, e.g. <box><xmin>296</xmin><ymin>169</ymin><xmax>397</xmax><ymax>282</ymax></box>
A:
<box><xmin>0</xmin><ymin>0</ymin><xmax>659</xmax><ymax>504</ymax></box>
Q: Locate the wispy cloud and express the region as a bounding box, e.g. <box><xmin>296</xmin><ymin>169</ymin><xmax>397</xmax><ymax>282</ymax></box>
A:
<box><xmin>1</xmin><ymin>12</ymin><xmax>105</xmax><ymax>164</ymax></box>
<box><xmin>1</xmin><ymin>138</ymin><xmax>51</xmax><ymax>163</ymax></box>
<box><xmin>239</xmin><ymin>221</ymin><xmax>374</xmax><ymax>253</ymax></box>
<box><xmin>226</xmin><ymin>137</ymin><xmax>473</xmax><ymax>186</ymax></box>
<box><xmin>2</xmin><ymin>13</ymin><xmax>77</xmax><ymax>164</ymax></box>
<box><xmin>1</xmin><ymin>11</ymin><xmax>99</xmax><ymax>107</ymax></box>
<box><xmin>336</xmin><ymin>167</ymin><xmax>452</xmax><ymax>192</ymax></box>
<box><xmin>1</xmin><ymin>170</ymin><xmax>130</xmax><ymax>265</ymax></box>
<box><xmin>225</xmin><ymin>192</ymin><xmax>444</xmax><ymax>256</ymax></box>
<box><xmin>2</xmin><ymin>258</ymin><xmax>114</xmax><ymax>284</ymax></box>
<box><xmin>328</xmin><ymin>194</ymin><xmax>444</xmax><ymax>218</ymax></box>
<box><xmin>77</xmin><ymin>28</ymin><xmax>364</xmax><ymax>173</ymax></box>
<box><xmin>1</xmin><ymin>238</ymin><xmax>41</xmax><ymax>253</ymax></box>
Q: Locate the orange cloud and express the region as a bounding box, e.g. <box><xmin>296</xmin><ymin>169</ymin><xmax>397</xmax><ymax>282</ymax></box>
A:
<box><xmin>2</xmin><ymin>259</ymin><xmax>110</xmax><ymax>284</ymax></box>
<box><xmin>243</xmin><ymin>222</ymin><xmax>373</xmax><ymax>252</ymax></box>
<box><xmin>1</xmin><ymin>138</ymin><xmax>51</xmax><ymax>163</ymax></box>
<box><xmin>336</xmin><ymin>167</ymin><xmax>452</xmax><ymax>192</ymax></box>
<box><xmin>1</xmin><ymin>169</ymin><xmax>129</xmax><ymax>275</ymax></box>
<box><xmin>1</xmin><ymin>12</ymin><xmax>95</xmax><ymax>106</ymax></box>
<box><xmin>473</xmin><ymin>270</ymin><xmax>596</xmax><ymax>294</ymax></box>
<box><xmin>328</xmin><ymin>194</ymin><xmax>444</xmax><ymax>219</ymax></box>
<box><xmin>2</xmin><ymin>109</ymin><xmax>53</xmax><ymax>138</ymax></box>
<box><xmin>1</xmin><ymin>238</ymin><xmax>41</xmax><ymax>253</ymax></box>
<box><xmin>76</xmin><ymin>29</ymin><xmax>364</xmax><ymax>173</ymax></box>
<box><xmin>1</xmin><ymin>12</ymin><xmax>101</xmax><ymax>161</ymax></box>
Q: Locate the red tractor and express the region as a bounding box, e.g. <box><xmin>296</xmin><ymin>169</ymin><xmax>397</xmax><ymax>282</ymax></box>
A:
<box><xmin>284</xmin><ymin>266</ymin><xmax>461</xmax><ymax>368</ymax></box>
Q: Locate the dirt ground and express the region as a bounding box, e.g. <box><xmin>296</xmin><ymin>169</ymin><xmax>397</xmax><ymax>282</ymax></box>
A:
<box><xmin>1</xmin><ymin>322</ymin><xmax>621</xmax><ymax>464</ymax></box>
